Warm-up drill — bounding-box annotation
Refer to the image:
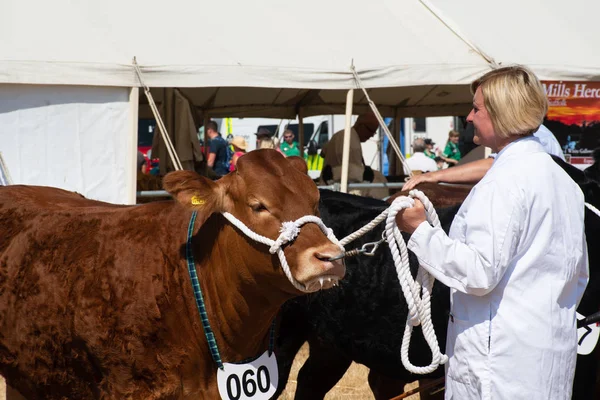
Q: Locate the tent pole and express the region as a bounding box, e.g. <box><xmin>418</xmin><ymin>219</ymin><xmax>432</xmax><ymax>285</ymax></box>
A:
<box><xmin>388</xmin><ymin>108</ymin><xmax>398</xmax><ymax>175</ymax></box>
<box><xmin>127</xmin><ymin>87</ymin><xmax>139</xmax><ymax>204</ymax></box>
<box><xmin>340</xmin><ymin>89</ymin><xmax>354</xmax><ymax>193</ymax></box>
<box><xmin>405</xmin><ymin>118</ymin><xmax>412</xmax><ymax>169</ymax></box>
<box><xmin>203</xmin><ymin>114</ymin><xmax>210</xmax><ymax>160</ymax></box>
<box><xmin>394</xmin><ymin>111</ymin><xmax>403</xmax><ymax>175</ymax></box>
<box><xmin>132</xmin><ymin>58</ymin><xmax>181</xmax><ymax>172</ymax></box>
<box><xmin>298</xmin><ymin>108</ymin><xmax>305</xmax><ymax>157</ymax></box>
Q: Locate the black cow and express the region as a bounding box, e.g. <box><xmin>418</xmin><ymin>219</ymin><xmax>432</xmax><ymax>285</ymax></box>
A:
<box><xmin>275</xmin><ymin>155</ymin><xmax>600</xmax><ymax>400</ymax></box>
<box><xmin>274</xmin><ymin>191</ymin><xmax>458</xmax><ymax>399</ymax></box>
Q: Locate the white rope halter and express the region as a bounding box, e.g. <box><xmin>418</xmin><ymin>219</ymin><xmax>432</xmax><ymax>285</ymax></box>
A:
<box><xmin>221</xmin><ymin>212</ymin><xmax>343</xmax><ymax>293</ymax></box>
<box><xmin>336</xmin><ymin>189</ymin><xmax>448</xmax><ymax>375</ymax></box>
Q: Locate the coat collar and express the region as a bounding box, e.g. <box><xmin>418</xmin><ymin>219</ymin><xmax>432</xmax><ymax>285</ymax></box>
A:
<box><xmin>494</xmin><ymin>135</ymin><xmax>545</xmax><ymax>163</ymax></box>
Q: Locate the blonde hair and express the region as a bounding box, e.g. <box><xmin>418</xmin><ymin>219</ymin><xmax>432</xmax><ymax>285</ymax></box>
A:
<box><xmin>258</xmin><ymin>137</ymin><xmax>280</xmax><ymax>150</ymax></box>
<box><xmin>446</xmin><ymin>130</ymin><xmax>459</xmax><ymax>147</ymax></box>
<box><xmin>258</xmin><ymin>138</ymin><xmax>274</xmax><ymax>149</ymax></box>
<box><xmin>471</xmin><ymin>65</ymin><xmax>548</xmax><ymax>139</ymax></box>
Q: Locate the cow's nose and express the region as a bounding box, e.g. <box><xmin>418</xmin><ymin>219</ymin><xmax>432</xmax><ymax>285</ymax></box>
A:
<box><xmin>318</xmin><ymin>251</ymin><xmax>345</xmax><ymax>262</ymax></box>
<box><xmin>313</xmin><ymin>249</ymin><xmax>345</xmax><ymax>278</ymax></box>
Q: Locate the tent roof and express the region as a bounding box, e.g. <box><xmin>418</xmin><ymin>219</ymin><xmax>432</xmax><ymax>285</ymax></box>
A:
<box><xmin>3</xmin><ymin>0</ymin><xmax>599</xmax><ymax>117</ymax></box>
<box><xmin>428</xmin><ymin>0</ymin><xmax>600</xmax><ymax>82</ymax></box>
<box><xmin>140</xmin><ymin>85</ymin><xmax>474</xmax><ymax>118</ymax></box>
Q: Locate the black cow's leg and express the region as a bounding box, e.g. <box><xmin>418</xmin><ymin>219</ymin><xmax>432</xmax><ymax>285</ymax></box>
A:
<box><xmin>272</xmin><ymin>335</ymin><xmax>307</xmax><ymax>399</ymax></box>
<box><xmin>368</xmin><ymin>372</ymin><xmax>444</xmax><ymax>400</ymax></box>
<box><xmin>272</xmin><ymin>304</ymin><xmax>310</xmax><ymax>400</ymax></box>
<box><xmin>294</xmin><ymin>342</ymin><xmax>351</xmax><ymax>400</ymax></box>
<box><xmin>367</xmin><ymin>370</ymin><xmax>407</xmax><ymax>400</ymax></box>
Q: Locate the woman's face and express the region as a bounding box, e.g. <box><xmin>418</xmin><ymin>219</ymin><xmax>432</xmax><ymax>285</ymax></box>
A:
<box><xmin>467</xmin><ymin>87</ymin><xmax>497</xmax><ymax>150</ymax></box>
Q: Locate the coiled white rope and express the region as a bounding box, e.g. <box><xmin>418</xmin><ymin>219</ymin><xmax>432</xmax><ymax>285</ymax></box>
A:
<box><xmin>383</xmin><ymin>190</ymin><xmax>447</xmax><ymax>374</ymax></box>
<box><xmin>337</xmin><ymin>189</ymin><xmax>448</xmax><ymax>374</ymax></box>
<box><xmin>221</xmin><ymin>212</ymin><xmax>343</xmax><ymax>293</ymax></box>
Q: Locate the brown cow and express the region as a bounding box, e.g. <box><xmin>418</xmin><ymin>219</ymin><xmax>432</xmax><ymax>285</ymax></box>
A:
<box><xmin>0</xmin><ymin>149</ymin><xmax>345</xmax><ymax>399</ymax></box>
<box><xmin>392</xmin><ymin>182</ymin><xmax>472</xmax><ymax>208</ymax></box>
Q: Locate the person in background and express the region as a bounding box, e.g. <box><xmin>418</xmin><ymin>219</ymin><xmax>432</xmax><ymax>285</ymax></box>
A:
<box><xmin>404</xmin><ymin>138</ymin><xmax>438</xmax><ymax>174</ymax></box>
<box><xmin>257</xmin><ymin>136</ymin><xmax>285</xmax><ymax>156</ymax></box>
<box><xmin>320</xmin><ymin>111</ymin><xmax>379</xmax><ymax>183</ymax></box>
<box><xmin>137</xmin><ymin>151</ymin><xmax>147</xmax><ymax>175</ymax></box>
<box><xmin>320</xmin><ymin>111</ymin><xmax>389</xmax><ymax>199</ymax></box>
<box><xmin>403</xmin><ymin>124</ymin><xmax>566</xmax><ymax>191</ymax></box>
<box><xmin>280</xmin><ymin>129</ymin><xmax>301</xmax><ymax>157</ymax></box>
<box><xmin>424</xmin><ymin>138</ymin><xmax>437</xmax><ymax>159</ymax></box>
<box><xmin>439</xmin><ymin>130</ymin><xmax>461</xmax><ymax>166</ymax></box>
<box><xmin>255</xmin><ymin>127</ymin><xmax>274</xmax><ymax>149</ymax></box>
<box><xmin>229</xmin><ymin>136</ymin><xmax>247</xmax><ymax>172</ymax></box>
<box><xmin>305</xmin><ymin>140</ymin><xmax>324</xmax><ymax>172</ymax></box>
<box><xmin>396</xmin><ymin>65</ymin><xmax>587</xmax><ymax>399</ymax></box>
<box><xmin>205</xmin><ymin>120</ymin><xmax>229</xmax><ymax>177</ymax></box>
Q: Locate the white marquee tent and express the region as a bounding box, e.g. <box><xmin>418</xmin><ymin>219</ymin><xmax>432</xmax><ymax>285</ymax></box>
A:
<box><xmin>1</xmin><ymin>0</ymin><xmax>598</xmax><ymax>203</ymax></box>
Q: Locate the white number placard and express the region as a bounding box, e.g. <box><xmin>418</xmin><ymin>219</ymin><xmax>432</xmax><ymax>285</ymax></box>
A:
<box><xmin>217</xmin><ymin>351</ymin><xmax>278</xmax><ymax>400</ymax></box>
<box><xmin>577</xmin><ymin>312</ymin><xmax>600</xmax><ymax>355</ymax></box>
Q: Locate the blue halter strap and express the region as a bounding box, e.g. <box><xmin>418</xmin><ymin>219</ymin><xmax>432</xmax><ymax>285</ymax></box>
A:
<box><xmin>185</xmin><ymin>211</ymin><xmax>276</xmax><ymax>370</ymax></box>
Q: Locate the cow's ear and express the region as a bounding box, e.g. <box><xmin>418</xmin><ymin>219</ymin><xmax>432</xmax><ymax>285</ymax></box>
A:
<box><xmin>287</xmin><ymin>156</ymin><xmax>308</xmax><ymax>175</ymax></box>
<box><xmin>163</xmin><ymin>171</ymin><xmax>223</xmax><ymax>212</ymax></box>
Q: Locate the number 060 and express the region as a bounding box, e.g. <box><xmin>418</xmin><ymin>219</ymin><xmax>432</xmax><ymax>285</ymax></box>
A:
<box><xmin>225</xmin><ymin>366</ymin><xmax>271</xmax><ymax>399</ymax></box>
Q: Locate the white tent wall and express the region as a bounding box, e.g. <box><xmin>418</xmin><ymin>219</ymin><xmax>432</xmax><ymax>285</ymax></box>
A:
<box><xmin>0</xmin><ymin>84</ymin><xmax>136</xmax><ymax>204</ymax></box>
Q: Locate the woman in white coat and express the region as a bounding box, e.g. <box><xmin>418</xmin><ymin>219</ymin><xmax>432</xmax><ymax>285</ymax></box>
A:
<box><xmin>397</xmin><ymin>66</ymin><xmax>588</xmax><ymax>399</ymax></box>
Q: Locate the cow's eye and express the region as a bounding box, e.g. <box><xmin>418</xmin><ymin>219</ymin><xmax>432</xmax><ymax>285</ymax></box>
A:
<box><xmin>250</xmin><ymin>203</ymin><xmax>268</xmax><ymax>213</ymax></box>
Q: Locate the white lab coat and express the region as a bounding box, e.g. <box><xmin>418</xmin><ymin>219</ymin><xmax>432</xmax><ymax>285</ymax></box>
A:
<box><xmin>407</xmin><ymin>136</ymin><xmax>588</xmax><ymax>399</ymax></box>
<box><xmin>534</xmin><ymin>125</ymin><xmax>566</xmax><ymax>161</ymax></box>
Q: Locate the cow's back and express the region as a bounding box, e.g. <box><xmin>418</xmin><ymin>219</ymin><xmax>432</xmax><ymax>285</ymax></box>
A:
<box><xmin>0</xmin><ymin>185</ymin><xmax>195</xmax><ymax>399</ymax></box>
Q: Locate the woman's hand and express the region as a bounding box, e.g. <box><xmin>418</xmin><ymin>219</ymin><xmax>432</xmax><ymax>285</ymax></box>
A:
<box><xmin>395</xmin><ymin>199</ymin><xmax>427</xmax><ymax>234</ymax></box>
<box><xmin>403</xmin><ymin>172</ymin><xmax>439</xmax><ymax>191</ymax></box>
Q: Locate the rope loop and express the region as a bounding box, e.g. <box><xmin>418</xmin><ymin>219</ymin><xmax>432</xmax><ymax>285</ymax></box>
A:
<box><xmin>383</xmin><ymin>190</ymin><xmax>448</xmax><ymax>373</ymax></box>
<box><xmin>337</xmin><ymin>189</ymin><xmax>448</xmax><ymax>374</ymax></box>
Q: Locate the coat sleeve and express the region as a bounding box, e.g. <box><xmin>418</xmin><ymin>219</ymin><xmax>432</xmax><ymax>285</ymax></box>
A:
<box><xmin>576</xmin><ymin>234</ymin><xmax>590</xmax><ymax>308</ymax></box>
<box><xmin>407</xmin><ymin>183</ymin><xmax>523</xmax><ymax>296</ymax></box>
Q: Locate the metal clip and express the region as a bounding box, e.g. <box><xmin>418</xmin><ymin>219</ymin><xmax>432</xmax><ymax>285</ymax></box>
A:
<box><xmin>359</xmin><ymin>233</ymin><xmax>386</xmax><ymax>257</ymax></box>
<box><xmin>327</xmin><ymin>233</ymin><xmax>386</xmax><ymax>261</ymax></box>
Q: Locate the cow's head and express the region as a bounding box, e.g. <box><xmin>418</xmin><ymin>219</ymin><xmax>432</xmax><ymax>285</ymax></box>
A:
<box><xmin>163</xmin><ymin>149</ymin><xmax>345</xmax><ymax>293</ymax></box>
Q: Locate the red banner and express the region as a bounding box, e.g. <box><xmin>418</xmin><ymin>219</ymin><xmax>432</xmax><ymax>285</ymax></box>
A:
<box><xmin>543</xmin><ymin>81</ymin><xmax>600</xmax><ymax>166</ymax></box>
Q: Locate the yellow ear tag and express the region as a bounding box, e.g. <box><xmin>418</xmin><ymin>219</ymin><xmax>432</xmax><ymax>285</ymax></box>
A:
<box><xmin>191</xmin><ymin>196</ymin><xmax>205</xmax><ymax>206</ymax></box>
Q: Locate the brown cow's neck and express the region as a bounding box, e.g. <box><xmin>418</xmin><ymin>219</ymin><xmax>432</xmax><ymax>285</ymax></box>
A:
<box><xmin>188</xmin><ymin>214</ymin><xmax>293</xmax><ymax>365</ymax></box>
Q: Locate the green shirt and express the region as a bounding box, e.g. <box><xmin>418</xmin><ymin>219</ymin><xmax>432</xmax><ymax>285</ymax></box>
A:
<box><xmin>280</xmin><ymin>141</ymin><xmax>301</xmax><ymax>157</ymax></box>
<box><xmin>424</xmin><ymin>149</ymin><xmax>436</xmax><ymax>159</ymax></box>
<box><xmin>443</xmin><ymin>142</ymin><xmax>461</xmax><ymax>161</ymax></box>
